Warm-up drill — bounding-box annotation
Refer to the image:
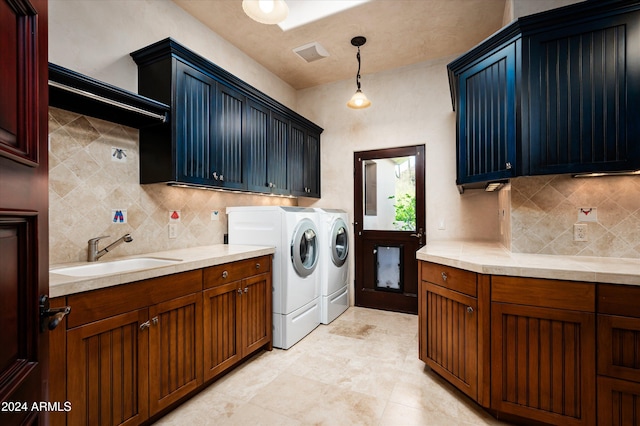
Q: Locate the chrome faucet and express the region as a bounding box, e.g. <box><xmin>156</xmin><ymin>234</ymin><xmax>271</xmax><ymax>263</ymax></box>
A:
<box><xmin>88</xmin><ymin>233</ymin><xmax>133</xmax><ymax>262</ymax></box>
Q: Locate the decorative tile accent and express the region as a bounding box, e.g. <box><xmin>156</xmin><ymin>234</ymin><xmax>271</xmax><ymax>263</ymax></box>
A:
<box><xmin>48</xmin><ymin>107</ymin><xmax>296</xmax><ymax>264</ymax></box>
<box><xmin>510</xmin><ymin>175</ymin><xmax>640</xmax><ymax>258</ymax></box>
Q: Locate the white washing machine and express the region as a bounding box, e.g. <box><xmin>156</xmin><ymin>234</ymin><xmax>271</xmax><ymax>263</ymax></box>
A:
<box><xmin>315</xmin><ymin>208</ymin><xmax>350</xmax><ymax>324</ymax></box>
<box><xmin>227</xmin><ymin>206</ymin><xmax>320</xmax><ymax>349</ymax></box>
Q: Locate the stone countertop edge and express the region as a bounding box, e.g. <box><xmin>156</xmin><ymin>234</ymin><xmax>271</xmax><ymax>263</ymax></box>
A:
<box><xmin>49</xmin><ymin>244</ymin><xmax>276</xmax><ymax>298</ymax></box>
<box><xmin>416</xmin><ymin>241</ymin><xmax>640</xmax><ymax>286</ymax></box>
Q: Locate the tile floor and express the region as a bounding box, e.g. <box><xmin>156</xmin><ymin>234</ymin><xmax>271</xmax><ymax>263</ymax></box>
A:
<box><xmin>153</xmin><ymin>307</ymin><xmax>510</xmax><ymax>425</ymax></box>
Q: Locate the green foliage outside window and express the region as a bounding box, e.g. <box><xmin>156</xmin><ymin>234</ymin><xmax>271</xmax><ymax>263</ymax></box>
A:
<box><xmin>388</xmin><ymin>193</ymin><xmax>416</xmax><ymax>231</ymax></box>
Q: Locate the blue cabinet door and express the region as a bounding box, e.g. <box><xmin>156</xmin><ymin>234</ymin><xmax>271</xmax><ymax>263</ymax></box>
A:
<box><xmin>528</xmin><ymin>11</ymin><xmax>640</xmax><ymax>175</ymax></box>
<box><xmin>457</xmin><ymin>42</ymin><xmax>518</xmax><ymax>186</ymax></box>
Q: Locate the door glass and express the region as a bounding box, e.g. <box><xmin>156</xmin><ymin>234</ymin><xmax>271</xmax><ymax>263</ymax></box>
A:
<box><xmin>300</xmin><ymin>229</ymin><xmax>317</xmax><ymax>268</ymax></box>
<box><xmin>363</xmin><ymin>156</ymin><xmax>416</xmax><ymax>231</ymax></box>
<box><xmin>335</xmin><ymin>226</ymin><xmax>348</xmax><ymax>260</ymax></box>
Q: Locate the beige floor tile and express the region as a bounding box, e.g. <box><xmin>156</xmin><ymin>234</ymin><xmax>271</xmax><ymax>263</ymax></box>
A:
<box><xmin>152</xmin><ymin>306</ymin><xmax>511</xmax><ymax>426</ymax></box>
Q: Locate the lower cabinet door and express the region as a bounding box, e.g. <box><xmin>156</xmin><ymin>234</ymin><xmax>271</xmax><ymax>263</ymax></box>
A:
<box><xmin>240</xmin><ymin>273</ymin><xmax>272</xmax><ymax>355</ymax></box>
<box><xmin>598</xmin><ymin>376</ymin><xmax>640</xmax><ymax>426</ymax></box>
<box><xmin>148</xmin><ymin>293</ymin><xmax>203</xmax><ymax>415</ymax></box>
<box><xmin>491</xmin><ymin>303</ymin><xmax>596</xmax><ymax>425</ymax></box>
<box><xmin>67</xmin><ymin>309</ymin><xmax>149</xmax><ymax>426</ymax></box>
<box><xmin>421</xmin><ymin>281</ymin><xmax>478</xmax><ymax>400</ymax></box>
<box><xmin>203</xmin><ymin>281</ymin><xmax>241</xmax><ymax>381</ymax></box>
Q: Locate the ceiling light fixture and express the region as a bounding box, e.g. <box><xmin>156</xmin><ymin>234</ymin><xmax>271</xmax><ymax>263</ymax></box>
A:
<box><xmin>347</xmin><ymin>36</ymin><xmax>371</xmax><ymax>109</ymax></box>
<box><xmin>242</xmin><ymin>0</ymin><xmax>289</xmax><ymax>25</ymax></box>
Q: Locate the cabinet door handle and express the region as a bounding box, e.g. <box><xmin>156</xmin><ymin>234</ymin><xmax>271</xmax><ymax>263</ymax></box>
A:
<box><xmin>219</xmin><ymin>174</ymin><xmax>224</xmax><ymax>181</ymax></box>
<box><xmin>151</xmin><ymin>316</ymin><xmax>158</xmax><ymax>325</ymax></box>
<box><xmin>212</xmin><ymin>171</ymin><xmax>219</xmax><ymax>180</ymax></box>
<box><xmin>441</xmin><ymin>272</ymin><xmax>448</xmax><ymax>281</ymax></box>
<box><xmin>140</xmin><ymin>320</ymin><xmax>150</xmax><ymax>330</ymax></box>
<box><xmin>244</xmin><ymin>287</ymin><xmax>249</xmax><ymax>293</ymax></box>
<box><xmin>505</xmin><ymin>162</ymin><xmax>512</xmax><ymax>170</ymax></box>
<box><xmin>237</xmin><ymin>288</ymin><xmax>243</xmax><ymax>295</ymax></box>
<box><xmin>467</xmin><ymin>306</ymin><xmax>474</xmax><ymax>314</ymax></box>
<box><xmin>222</xmin><ymin>270</ymin><xmax>228</xmax><ymax>279</ymax></box>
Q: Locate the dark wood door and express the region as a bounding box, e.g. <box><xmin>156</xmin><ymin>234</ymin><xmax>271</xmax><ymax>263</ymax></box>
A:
<box><xmin>148</xmin><ymin>293</ymin><xmax>203</xmax><ymax>415</ymax></box>
<box><xmin>354</xmin><ymin>145</ymin><xmax>425</xmax><ymax>314</ymax></box>
<box><xmin>203</xmin><ymin>282</ymin><xmax>241</xmax><ymax>380</ymax></box>
<box><xmin>491</xmin><ymin>303</ymin><xmax>596</xmax><ymax>426</ymax></box>
<box><xmin>66</xmin><ymin>309</ymin><xmax>149</xmax><ymax>426</ymax></box>
<box><xmin>0</xmin><ymin>1</ymin><xmax>49</xmax><ymax>425</ymax></box>
<box><xmin>240</xmin><ymin>273</ymin><xmax>272</xmax><ymax>355</ymax></box>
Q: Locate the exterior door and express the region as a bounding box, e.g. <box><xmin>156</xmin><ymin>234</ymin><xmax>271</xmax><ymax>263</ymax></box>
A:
<box><xmin>354</xmin><ymin>145</ymin><xmax>425</xmax><ymax>314</ymax></box>
<box><xmin>0</xmin><ymin>1</ymin><xmax>50</xmax><ymax>425</ymax></box>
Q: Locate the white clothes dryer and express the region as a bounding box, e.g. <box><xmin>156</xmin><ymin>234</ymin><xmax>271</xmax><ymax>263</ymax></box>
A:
<box><xmin>315</xmin><ymin>208</ymin><xmax>350</xmax><ymax>324</ymax></box>
<box><xmin>227</xmin><ymin>206</ymin><xmax>320</xmax><ymax>349</ymax></box>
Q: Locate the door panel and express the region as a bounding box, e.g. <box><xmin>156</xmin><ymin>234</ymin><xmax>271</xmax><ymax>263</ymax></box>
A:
<box><xmin>67</xmin><ymin>310</ymin><xmax>149</xmax><ymax>426</ymax></box>
<box><xmin>0</xmin><ymin>1</ymin><xmax>49</xmax><ymax>424</ymax></box>
<box><xmin>148</xmin><ymin>293</ymin><xmax>203</xmax><ymax>415</ymax></box>
<box><xmin>354</xmin><ymin>145</ymin><xmax>425</xmax><ymax>314</ymax></box>
<box><xmin>203</xmin><ymin>282</ymin><xmax>241</xmax><ymax>380</ymax></box>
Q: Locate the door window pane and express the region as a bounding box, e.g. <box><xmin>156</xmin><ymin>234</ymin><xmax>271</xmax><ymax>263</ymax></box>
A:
<box><xmin>363</xmin><ymin>156</ymin><xmax>416</xmax><ymax>231</ymax></box>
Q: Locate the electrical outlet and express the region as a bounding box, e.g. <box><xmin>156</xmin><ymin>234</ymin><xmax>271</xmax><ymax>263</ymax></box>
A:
<box><xmin>168</xmin><ymin>223</ymin><xmax>177</xmax><ymax>239</ymax></box>
<box><xmin>573</xmin><ymin>223</ymin><xmax>588</xmax><ymax>242</ymax></box>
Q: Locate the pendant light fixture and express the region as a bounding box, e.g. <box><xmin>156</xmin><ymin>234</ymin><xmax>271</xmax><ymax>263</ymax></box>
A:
<box><xmin>347</xmin><ymin>36</ymin><xmax>371</xmax><ymax>109</ymax></box>
<box><xmin>242</xmin><ymin>0</ymin><xmax>289</xmax><ymax>25</ymax></box>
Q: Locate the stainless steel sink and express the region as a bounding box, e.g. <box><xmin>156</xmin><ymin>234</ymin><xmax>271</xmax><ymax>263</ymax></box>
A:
<box><xmin>50</xmin><ymin>257</ymin><xmax>182</xmax><ymax>277</ymax></box>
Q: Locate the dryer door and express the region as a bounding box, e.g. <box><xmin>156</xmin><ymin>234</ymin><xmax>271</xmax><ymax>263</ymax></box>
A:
<box><xmin>291</xmin><ymin>218</ymin><xmax>319</xmax><ymax>277</ymax></box>
<box><xmin>330</xmin><ymin>218</ymin><xmax>349</xmax><ymax>267</ymax></box>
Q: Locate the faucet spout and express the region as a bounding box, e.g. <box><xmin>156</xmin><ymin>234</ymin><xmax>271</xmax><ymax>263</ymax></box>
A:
<box><xmin>88</xmin><ymin>233</ymin><xmax>133</xmax><ymax>262</ymax></box>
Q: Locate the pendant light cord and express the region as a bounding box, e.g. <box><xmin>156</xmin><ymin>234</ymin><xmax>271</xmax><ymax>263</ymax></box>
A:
<box><xmin>356</xmin><ymin>47</ymin><xmax>362</xmax><ymax>90</ymax></box>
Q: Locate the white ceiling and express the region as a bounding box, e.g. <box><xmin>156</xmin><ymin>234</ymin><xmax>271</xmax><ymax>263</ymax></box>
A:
<box><xmin>172</xmin><ymin>0</ymin><xmax>507</xmax><ymax>90</ymax></box>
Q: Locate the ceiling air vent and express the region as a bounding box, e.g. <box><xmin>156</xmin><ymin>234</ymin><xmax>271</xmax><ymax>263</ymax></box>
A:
<box><xmin>293</xmin><ymin>42</ymin><xmax>329</xmax><ymax>63</ymax></box>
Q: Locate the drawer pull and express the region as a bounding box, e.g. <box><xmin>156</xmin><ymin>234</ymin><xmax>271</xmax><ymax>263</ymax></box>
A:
<box><xmin>256</xmin><ymin>263</ymin><xmax>260</xmax><ymax>269</ymax></box>
<box><xmin>467</xmin><ymin>306</ymin><xmax>474</xmax><ymax>314</ymax></box>
<box><xmin>222</xmin><ymin>270</ymin><xmax>228</xmax><ymax>279</ymax></box>
<box><xmin>441</xmin><ymin>272</ymin><xmax>448</xmax><ymax>281</ymax></box>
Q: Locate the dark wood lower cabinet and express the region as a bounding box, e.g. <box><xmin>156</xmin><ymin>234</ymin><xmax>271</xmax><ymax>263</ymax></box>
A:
<box><xmin>51</xmin><ymin>256</ymin><xmax>272</xmax><ymax>426</ymax></box>
<box><xmin>67</xmin><ymin>309</ymin><xmax>149</xmax><ymax>426</ymax></box>
<box><xmin>491</xmin><ymin>303</ymin><xmax>596</xmax><ymax>425</ymax></box>
<box><xmin>418</xmin><ymin>261</ymin><xmax>605</xmax><ymax>426</ymax></box>
<box><xmin>148</xmin><ymin>293</ymin><xmax>203</xmax><ymax>415</ymax></box>
<box><xmin>598</xmin><ymin>376</ymin><xmax>640</xmax><ymax>426</ymax></box>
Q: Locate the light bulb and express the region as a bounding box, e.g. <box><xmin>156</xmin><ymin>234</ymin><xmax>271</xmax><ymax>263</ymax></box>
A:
<box><xmin>259</xmin><ymin>0</ymin><xmax>274</xmax><ymax>14</ymax></box>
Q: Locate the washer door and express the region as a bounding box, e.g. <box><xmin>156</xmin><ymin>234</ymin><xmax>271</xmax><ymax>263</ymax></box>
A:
<box><xmin>330</xmin><ymin>218</ymin><xmax>349</xmax><ymax>267</ymax></box>
<box><xmin>291</xmin><ymin>218</ymin><xmax>319</xmax><ymax>277</ymax></box>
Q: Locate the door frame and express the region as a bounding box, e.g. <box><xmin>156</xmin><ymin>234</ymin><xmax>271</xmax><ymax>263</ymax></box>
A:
<box><xmin>353</xmin><ymin>145</ymin><xmax>425</xmax><ymax>314</ymax></box>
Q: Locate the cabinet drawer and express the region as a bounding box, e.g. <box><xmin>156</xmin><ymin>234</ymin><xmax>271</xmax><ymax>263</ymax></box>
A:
<box><xmin>420</xmin><ymin>262</ymin><xmax>477</xmax><ymax>297</ymax></box>
<box><xmin>598</xmin><ymin>314</ymin><xmax>640</xmax><ymax>383</ymax></box>
<box><xmin>491</xmin><ymin>276</ymin><xmax>595</xmax><ymax>312</ymax></box>
<box><xmin>204</xmin><ymin>255</ymin><xmax>271</xmax><ymax>288</ymax></box>
<box><xmin>598</xmin><ymin>284</ymin><xmax>640</xmax><ymax>318</ymax></box>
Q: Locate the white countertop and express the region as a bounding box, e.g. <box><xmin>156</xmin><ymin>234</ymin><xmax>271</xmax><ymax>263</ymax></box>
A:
<box><xmin>49</xmin><ymin>244</ymin><xmax>275</xmax><ymax>298</ymax></box>
<box><xmin>416</xmin><ymin>241</ymin><xmax>640</xmax><ymax>286</ymax></box>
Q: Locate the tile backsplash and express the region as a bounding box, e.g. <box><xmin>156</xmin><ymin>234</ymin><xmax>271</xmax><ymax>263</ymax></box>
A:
<box><xmin>509</xmin><ymin>174</ymin><xmax>640</xmax><ymax>258</ymax></box>
<box><xmin>48</xmin><ymin>107</ymin><xmax>295</xmax><ymax>265</ymax></box>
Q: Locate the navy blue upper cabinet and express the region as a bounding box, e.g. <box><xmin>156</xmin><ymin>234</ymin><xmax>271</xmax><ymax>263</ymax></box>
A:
<box><xmin>289</xmin><ymin>122</ymin><xmax>321</xmax><ymax>198</ymax></box>
<box><xmin>527</xmin><ymin>8</ymin><xmax>640</xmax><ymax>175</ymax></box>
<box><xmin>454</xmin><ymin>42</ymin><xmax>518</xmax><ymax>186</ymax></box>
<box><xmin>131</xmin><ymin>38</ymin><xmax>323</xmax><ymax>197</ymax></box>
<box><xmin>448</xmin><ymin>0</ymin><xmax>640</xmax><ymax>189</ymax></box>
